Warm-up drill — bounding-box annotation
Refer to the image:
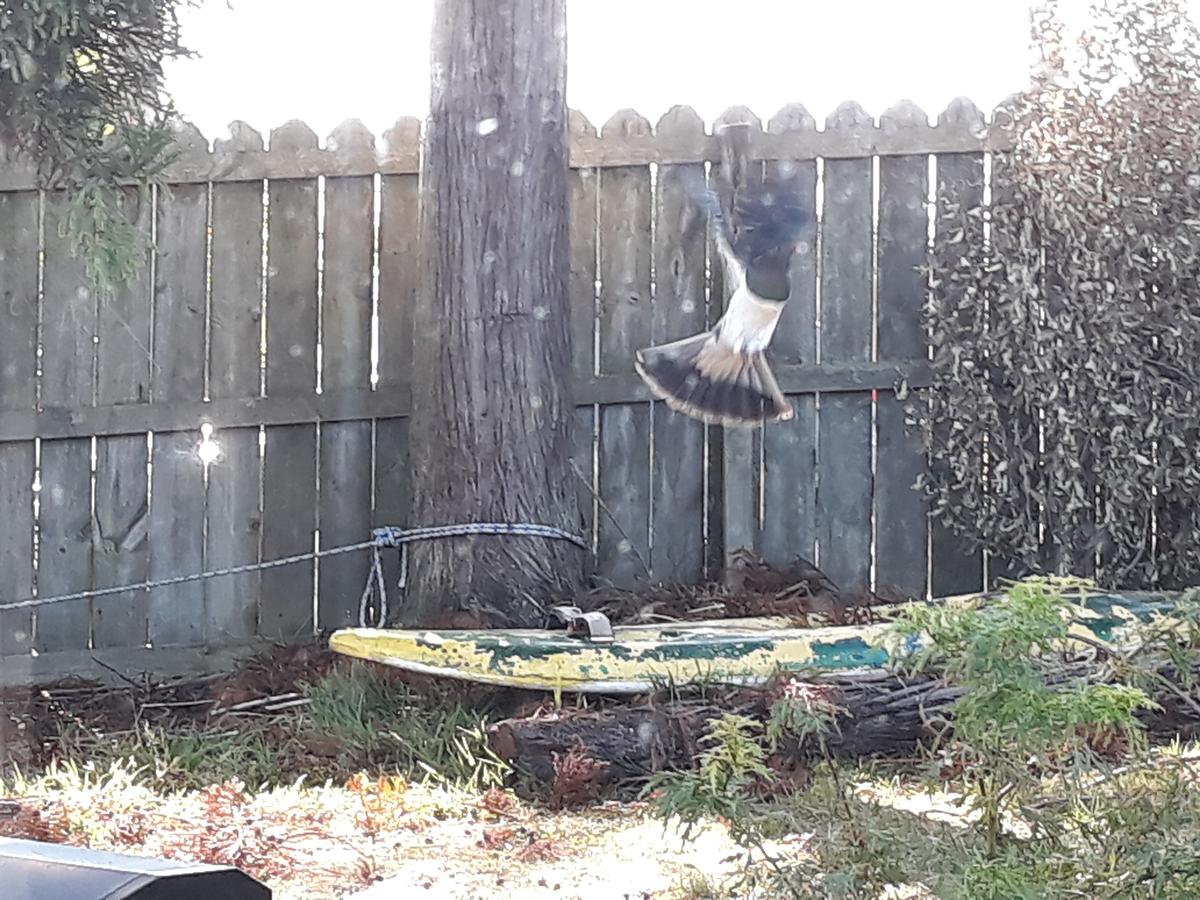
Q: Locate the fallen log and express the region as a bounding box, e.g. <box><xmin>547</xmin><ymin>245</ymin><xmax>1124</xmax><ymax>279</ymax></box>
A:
<box><xmin>487</xmin><ymin>662</ymin><xmax>1200</xmax><ymax>784</ymax></box>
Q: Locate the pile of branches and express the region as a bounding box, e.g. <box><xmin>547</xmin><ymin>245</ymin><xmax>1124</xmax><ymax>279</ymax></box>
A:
<box><xmin>921</xmin><ymin>0</ymin><xmax>1200</xmax><ymax>588</ymax></box>
<box><xmin>588</xmin><ymin>549</ymin><xmax>899</xmax><ymax>626</ymax></box>
<box><xmin>0</xmin><ymin>641</ymin><xmax>337</xmax><ymax>771</ymax></box>
<box><xmin>489</xmin><ymin>659</ymin><xmax>1200</xmax><ymax>790</ymax></box>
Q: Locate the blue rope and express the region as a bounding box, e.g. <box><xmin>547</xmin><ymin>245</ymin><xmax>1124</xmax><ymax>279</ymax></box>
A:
<box><xmin>3</xmin><ymin>540</ymin><xmax>379</xmax><ymax>612</ymax></box>
<box><xmin>3</xmin><ymin>522</ymin><xmax>587</xmax><ymax>632</ymax></box>
<box><xmin>359</xmin><ymin>522</ymin><xmax>589</xmax><ymax>626</ymax></box>
<box><xmin>373</xmin><ymin>523</ymin><xmax>589</xmax><ymax>550</ymax></box>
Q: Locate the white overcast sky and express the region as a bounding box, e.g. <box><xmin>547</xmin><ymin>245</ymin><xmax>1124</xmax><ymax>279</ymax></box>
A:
<box><xmin>163</xmin><ymin>0</ymin><xmax>1188</xmax><ymax>146</ymax></box>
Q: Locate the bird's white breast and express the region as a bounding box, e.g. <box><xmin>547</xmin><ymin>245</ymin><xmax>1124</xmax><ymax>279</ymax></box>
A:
<box><xmin>716</xmin><ymin>284</ymin><xmax>785</xmax><ymax>353</ymax></box>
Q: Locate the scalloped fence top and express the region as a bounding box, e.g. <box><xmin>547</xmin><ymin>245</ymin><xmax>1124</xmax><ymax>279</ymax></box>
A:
<box><xmin>0</xmin><ymin>100</ymin><xmax>1008</xmax><ymax>192</ymax></box>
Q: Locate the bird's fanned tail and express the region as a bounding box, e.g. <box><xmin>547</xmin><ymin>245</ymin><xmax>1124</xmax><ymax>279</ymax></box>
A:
<box><xmin>636</xmin><ymin>167</ymin><xmax>811</xmax><ymax>427</ymax></box>
<box><xmin>635</xmin><ymin>331</ymin><xmax>792</xmax><ymax>427</ymax></box>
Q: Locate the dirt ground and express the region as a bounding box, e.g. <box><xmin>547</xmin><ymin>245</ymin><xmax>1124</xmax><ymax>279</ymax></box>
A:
<box><xmin>328</xmin><ymin>799</ymin><xmax>752</xmax><ymax>900</ymax></box>
<box><xmin>0</xmin><ymin>650</ymin><xmax>767</xmax><ymax>899</ymax></box>
<box><xmin>1</xmin><ymin>760</ymin><xmax>769</xmax><ymax>899</ymax></box>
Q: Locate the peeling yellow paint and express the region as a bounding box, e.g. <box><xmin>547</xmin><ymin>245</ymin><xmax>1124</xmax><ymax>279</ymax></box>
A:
<box><xmin>329</xmin><ymin>618</ymin><xmax>897</xmax><ymax>694</ymax></box>
<box><xmin>330</xmin><ymin>591</ymin><xmax>1194</xmax><ymax>694</ymax></box>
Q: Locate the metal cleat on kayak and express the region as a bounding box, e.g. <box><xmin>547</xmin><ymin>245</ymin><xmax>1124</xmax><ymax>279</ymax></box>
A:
<box><xmin>550</xmin><ymin>606</ymin><xmax>615</xmax><ymax>643</ymax></box>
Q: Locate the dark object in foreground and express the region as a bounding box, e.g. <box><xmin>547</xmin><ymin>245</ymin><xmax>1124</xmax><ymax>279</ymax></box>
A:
<box><xmin>488</xmin><ymin>661</ymin><xmax>1200</xmax><ymax>785</ymax></box>
<box><xmin>0</xmin><ymin>837</ymin><xmax>271</xmax><ymax>900</ymax></box>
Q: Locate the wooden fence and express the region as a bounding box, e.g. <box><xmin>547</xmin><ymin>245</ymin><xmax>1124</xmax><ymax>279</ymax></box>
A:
<box><xmin>0</xmin><ymin>99</ymin><xmax>1008</xmax><ymax>684</ymax></box>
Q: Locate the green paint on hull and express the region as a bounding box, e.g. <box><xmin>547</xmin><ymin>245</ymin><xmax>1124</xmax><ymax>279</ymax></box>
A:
<box><xmin>807</xmin><ymin>636</ymin><xmax>891</xmax><ymax>670</ymax></box>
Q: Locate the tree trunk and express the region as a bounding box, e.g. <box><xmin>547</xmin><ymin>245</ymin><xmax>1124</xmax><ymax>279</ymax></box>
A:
<box><xmin>404</xmin><ymin>0</ymin><xmax>586</xmax><ymax>627</ymax></box>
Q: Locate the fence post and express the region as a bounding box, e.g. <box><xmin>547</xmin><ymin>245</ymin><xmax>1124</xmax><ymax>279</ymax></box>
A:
<box><xmin>715</xmin><ymin>118</ymin><xmax>761</xmax><ymax>578</ymax></box>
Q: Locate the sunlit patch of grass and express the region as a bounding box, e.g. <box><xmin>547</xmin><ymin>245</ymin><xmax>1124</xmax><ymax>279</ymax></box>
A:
<box><xmin>1</xmin><ymin>661</ymin><xmax>511</xmax><ymax>797</ymax></box>
<box><xmin>67</xmin><ymin>724</ymin><xmax>287</xmax><ymax>793</ymax></box>
<box><xmin>300</xmin><ymin>661</ymin><xmax>510</xmax><ymax>789</ymax></box>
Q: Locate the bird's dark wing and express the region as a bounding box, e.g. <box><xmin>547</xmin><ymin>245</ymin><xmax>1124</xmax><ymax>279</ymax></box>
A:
<box><xmin>729</xmin><ymin>173</ymin><xmax>811</xmax><ymax>301</ymax></box>
<box><xmin>683</xmin><ymin>167</ymin><xmax>812</xmax><ymax>301</ymax></box>
<box><xmin>730</xmin><ymin>173</ymin><xmax>810</xmax><ymax>256</ymax></box>
<box><xmin>679</xmin><ymin>168</ymin><xmax>739</xmax><ymax>269</ymax></box>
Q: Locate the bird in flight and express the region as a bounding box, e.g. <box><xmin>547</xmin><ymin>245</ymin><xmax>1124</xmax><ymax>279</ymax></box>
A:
<box><xmin>634</xmin><ymin>168</ymin><xmax>811</xmax><ymax>427</ymax></box>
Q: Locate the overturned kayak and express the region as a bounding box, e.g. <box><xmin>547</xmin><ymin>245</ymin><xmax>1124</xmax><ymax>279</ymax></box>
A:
<box><xmin>329</xmin><ymin>590</ymin><xmax>1189</xmax><ymax>694</ymax></box>
<box><xmin>331</xmin><ymin>615</ymin><xmax>901</xmax><ymax>693</ymax></box>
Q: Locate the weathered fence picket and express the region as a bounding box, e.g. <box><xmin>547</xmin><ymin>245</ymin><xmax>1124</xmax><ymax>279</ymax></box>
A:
<box><xmin>0</xmin><ymin>100</ymin><xmax>1021</xmax><ymax>684</ymax></box>
<box><xmin>760</xmin><ymin>105</ymin><xmax>819</xmax><ymax>571</ymax></box>
<box><xmin>875</xmin><ymin>101</ymin><xmax>933</xmax><ymax>600</ymax></box>
<box><xmin>596</xmin><ymin>110</ymin><xmax>653</xmax><ymax>587</ymax></box>
<box><xmin>568</xmin><ymin>111</ymin><xmax>599</xmax><ymax>557</ymax></box>
<box><xmin>318</xmin><ymin>121</ymin><xmax>376</xmax><ymax>632</ymax></box>
<box><xmin>149</xmin><ymin>162</ymin><xmax>208</xmax><ymax>648</ymax></box>
<box><xmin>91</xmin><ymin>189</ymin><xmax>153</xmax><ymax>650</ymax></box>
<box><xmin>373</xmin><ymin>118</ymin><xmax>421</xmax><ymax>609</ymax></box>
<box><xmin>650</xmin><ymin>106</ymin><xmax>707</xmax><ymax>584</ymax></box>
<box><xmin>817</xmin><ymin>102</ymin><xmax>875</xmax><ymax>593</ymax></box>
<box><xmin>0</xmin><ymin>174</ymin><xmax>38</xmax><ymax>659</ymax></box>
<box><xmin>260</xmin><ymin>121</ymin><xmax>320</xmax><ymax>641</ymax></box>
<box><xmin>929</xmin><ymin>99</ymin><xmax>988</xmax><ymax>596</ymax></box>
<box><xmin>714</xmin><ymin>108</ymin><xmax>762</xmax><ymax>577</ymax></box>
<box><xmin>206</xmin><ymin>122</ymin><xmax>267</xmax><ymax>647</ymax></box>
<box><xmin>36</xmin><ymin>194</ymin><xmax>97</xmax><ymax>655</ymax></box>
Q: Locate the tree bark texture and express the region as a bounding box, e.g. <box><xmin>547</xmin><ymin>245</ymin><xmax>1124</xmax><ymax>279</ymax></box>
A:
<box><xmin>404</xmin><ymin>0</ymin><xmax>586</xmax><ymax>627</ymax></box>
<box><xmin>487</xmin><ymin>663</ymin><xmax>1200</xmax><ymax>784</ymax></box>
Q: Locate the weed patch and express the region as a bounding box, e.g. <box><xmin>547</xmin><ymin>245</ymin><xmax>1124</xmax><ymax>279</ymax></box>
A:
<box><xmin>647</xmin><ymin>577</ymin><xmax>1200</xmax><ymax>898</ymax></box>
